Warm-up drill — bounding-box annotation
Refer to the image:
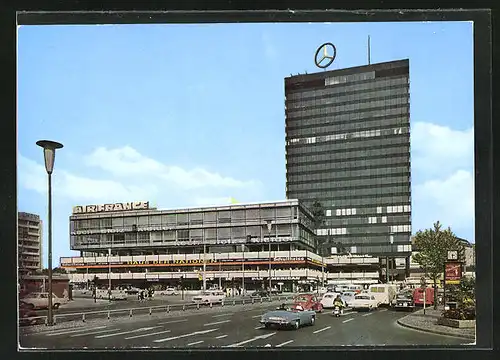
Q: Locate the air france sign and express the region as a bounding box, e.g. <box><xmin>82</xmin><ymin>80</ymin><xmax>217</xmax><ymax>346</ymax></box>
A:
<box><xmin>73</xmin><ymin>201</ymin><xmax>150</xmax><ymax>214</ymax></box>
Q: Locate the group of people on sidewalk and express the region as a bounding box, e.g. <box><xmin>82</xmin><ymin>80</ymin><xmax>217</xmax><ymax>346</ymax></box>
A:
<box><xmin>137</xmin><ymin>288</ymin><xmax>155</xmax><ymax>301</ymax></box>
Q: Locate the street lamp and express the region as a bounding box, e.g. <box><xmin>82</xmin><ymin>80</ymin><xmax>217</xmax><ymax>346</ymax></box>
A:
<box><xmin>266</xmin><ymin>220</ymin><xmax>273</xmax><ymax>292</ymax></box>
<box><xmin>36</xmin><ymin>140</ymin><xmax>63</xmax><ymax>326</ymax></box>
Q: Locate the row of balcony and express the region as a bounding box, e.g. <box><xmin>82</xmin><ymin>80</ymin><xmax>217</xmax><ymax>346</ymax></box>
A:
<box><xmin>67</xmin><ymin>269</ymin><xmax>380</xmax><ymax>282</ymax></box>
<box><xmin>61</xmin><ymin>250</ymin><xmax>324</xmax><ymax>265</ymax></box>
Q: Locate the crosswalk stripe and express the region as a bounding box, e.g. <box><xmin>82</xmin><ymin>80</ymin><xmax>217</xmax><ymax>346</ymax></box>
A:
<box><xmin>276</xmin><ymin>340</ymin><xmax>294</xmax><ymax>347</ymax></box>
<box><xmin>125</xmin><ymin>330</ymin><xmax>171</xmax><ymax>340</ymax></box>
<box><xmin>187</xmin><ymin>340</ymin><xmax>204</xmax><ymax>346</ymax></box>
<box><xmin>313</xmin><ymin>326</ymin><xmax>331</xmax><ymax>334</ymax></box>
<box><xmin>45</xmin><ymin>326</ymin><xmax>108</xmax><ymax>337</ymax></box>
<box><xmin>71</xmin><ymin>328</ymin><xmax>120</xmax><ymax>337</ymax></box>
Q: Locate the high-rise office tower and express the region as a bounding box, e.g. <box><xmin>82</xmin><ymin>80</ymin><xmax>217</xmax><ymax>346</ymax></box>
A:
<box><xmin>285</xmin><ymin>60</ymin><xmax>412</xmax><ymax>271</ymax></box>
<box><xmin>18</xmin><ymin>212</ymin><xmax>43</xmax><ymax>277</ymax></box>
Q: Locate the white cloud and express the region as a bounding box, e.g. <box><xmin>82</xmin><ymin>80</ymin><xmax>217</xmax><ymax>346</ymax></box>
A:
<box><xmin>413</xmin><ymin>170</ymin><xmax>474</xmax><ymax>238</ymax></box>
<box><xmin>192</xmin><ymin>197</ymin><xmax>235</xmax><ymax>207</ymax></box>
<box><xmin>411</xmin><ymin>122</ymin><xmax>473</xmax><ymax>179</ymax></box>
<box><xmin>18</xmin><ymin>146</ymin><xmax>262</xmax><ymax>207</ymax></box>
<box><xmin>84</xmin><ymin>146</ymin><xmax>259</xmax><ymax>190</ymax></box>
<box><xmin>18</xmin><ymin>154</ymin><xmax>158</xmax><ymax>203</ymax></box>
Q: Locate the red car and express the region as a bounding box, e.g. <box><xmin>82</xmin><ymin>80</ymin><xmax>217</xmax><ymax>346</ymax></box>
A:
<box><xmin>19</xmin><ymin>302</ymin><xmax>39</xmax><ymax>326</ymax></box>
<box><xmin>292</xmin><ymin>294</ymin><xmax>323</xmax><ymax>313</ymax></box>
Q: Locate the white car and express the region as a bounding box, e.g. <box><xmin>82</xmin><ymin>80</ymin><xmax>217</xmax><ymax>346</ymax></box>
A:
<box><xmin>158</xmin><ymin>287</ymin><xmax>179</xmax><ymax>296</ymax></box>
<box><xmin>320</xmin><ymin>292</ymin><xmax>345</xmax><ymax>309</ymax></box>
<box><xmin>192</xmin><ymin>291</ymin><xmax>225</xmax><ymax>304</ymax></box>
<box><xmin>350</xmin><ymin>294</ymin><xmax>379</xmax><ymax>311</ymax></box>
<box><xmin>340</xmin><ymin>291</ymin><xmax>357</xmax><ymax>307</ymax></box>
<box><xmin>96</xmin><ymin>289</ymin><xmax>128</xmax><ymax>300</ymax></box>
<box><xmin>21</xmin><ymin>292</ymin><xmax>68</xmax><ymax>309</ymax></box>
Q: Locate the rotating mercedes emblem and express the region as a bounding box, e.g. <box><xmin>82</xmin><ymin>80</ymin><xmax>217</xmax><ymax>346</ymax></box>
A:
<box><xmin>314</xmin><ymin>42</ymin><xmax>337</xmax><ymax>69</ymax></box>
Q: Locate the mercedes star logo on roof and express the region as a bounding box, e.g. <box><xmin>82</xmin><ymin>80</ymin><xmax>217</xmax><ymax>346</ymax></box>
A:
<box><xmin>314</xmin><ymin>42</ymin><xmax>337</xmax><ymax>69</ymax></box>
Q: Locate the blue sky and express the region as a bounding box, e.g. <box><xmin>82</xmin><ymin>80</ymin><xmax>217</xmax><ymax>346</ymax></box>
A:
<box><xmin>17</xmin><ymin>22</ymin><xmax>474</xmax><ymax>267</ymax></box>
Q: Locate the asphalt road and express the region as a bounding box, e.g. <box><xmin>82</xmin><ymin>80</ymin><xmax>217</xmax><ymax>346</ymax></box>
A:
<box><xmin>20</xmin><ymin>304</ymin><xmax>466</xmax><ymax>349</ymax></box>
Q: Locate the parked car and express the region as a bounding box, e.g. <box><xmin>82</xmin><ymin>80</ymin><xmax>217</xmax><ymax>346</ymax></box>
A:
<box><xmin>350</xmin><ymin>294</ymin><xmax>379</xmax><ymax>311</ymax></box>
<box><xmin>393</xmin><ymin>291</ymin><xmax>415</xmax><ymax>311</ymax></box>
<box><xmin>19</xmin><ymin>302</ymin><xmax>39</xmax><ymax>326</ymax></box>
<box><xmin>320</xmin><ymin>292</ymin><xmax>345</xmax><ymax>309</ymax></box>
<box><xmin>20</xmin><ymin>292</ymin><xmax>68</xmax><ymax>310</ymax></box>
<box><xmin>251</xmin><ymin>290</ymin><xmax>270</xmax><ymax>298</ymax></box>
<box><xmin>125</xmin><ymin>287</ymin><xmax>141</xmax><ymax>295</ymax></box>
<box><xmin>157</xmin><ymin>287</ymin><xmax>179</xmax><ymax>296</ymax></box>
<box><xmin>192</xmin><ymin>290</ymin><xmax>225</xmax><ymax>304</ymax></box>
<box><xmin>95</xmin><ymin>289</ymin><xmax>128</xmax><ymax>300</ymax></box>
<box><xmin>291</xmin><ymin>294</ymin><xmax>323</xmax><ymax>313</ymax></box>
<box><xmin>260</xmin><ymin>306</ymin><xmax>316</xmax><ymax>330</ymax></box>
<box><xmin>340</xmin><ymin>291</ymin><xmax>357</xmax><ymax>307</ymax></box>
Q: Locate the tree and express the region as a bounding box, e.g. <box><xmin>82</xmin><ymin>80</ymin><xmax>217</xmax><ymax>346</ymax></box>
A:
<box><xmin>412</xmin><ymin>221</ymin><xmax>466</xmax><ymax>309</ymax></box>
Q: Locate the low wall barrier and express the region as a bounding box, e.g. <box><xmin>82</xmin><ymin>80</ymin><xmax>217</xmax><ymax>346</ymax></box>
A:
<box><xmin>21</xmin><ymin>295</ymin><xmax>295</xmax><ymax>327</ymax></box>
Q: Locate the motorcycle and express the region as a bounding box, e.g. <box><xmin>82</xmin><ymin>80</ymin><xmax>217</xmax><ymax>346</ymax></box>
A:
<box><xmin>333</xmin><ymin>306</ymin><xmax>341</xmax><ymax>317</ymax></box>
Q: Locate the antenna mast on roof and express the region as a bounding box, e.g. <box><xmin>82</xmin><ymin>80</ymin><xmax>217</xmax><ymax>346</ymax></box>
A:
<box><xmin>368</xmin><ymin>35</ymin><xmax>371</xmax><ymax>65</ymax></box>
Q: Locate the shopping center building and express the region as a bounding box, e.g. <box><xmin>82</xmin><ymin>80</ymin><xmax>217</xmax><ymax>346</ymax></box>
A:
<box><xmin>60</xmin><ymin>200</ymin><xmax>381</xmax><ymax>291</ymax></box>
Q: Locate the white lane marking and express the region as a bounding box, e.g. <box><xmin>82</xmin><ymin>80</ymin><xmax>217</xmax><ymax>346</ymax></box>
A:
<box><xmin>71</xmin><ymin>328</ymin><xmax>121</xmax><ymax>337</ymax></box>
<box><xmin>187</xmin><ymin>340</ymin><xmax>204</xmax><ymax>346</ymax></box>
<box><xmin>313</xmin><ymin>326</ymin><xmax>331</xmax><ymax>334</ymax></box>
<box><xmin>212</xmin><ymin>313</ymin><xmax>234</xmax><ymax>318</ymax></box>
<box><xmin>204</xmin><ymin>320</ymin><xmax>230</xmax><ymax>326</ymax></box>
<box><xmin>216</xmin><ymin>334</ymin><xmax>228</xmax><ymax>339</ymax></box>
<box><xmin>157</xmin><ymin>319</ymin><xmax>188</xmax><ymax>325</ymax></box>
<box><xmin>342</xmin><ymin>318</ymin><xmax>355</xmax><ymax>323</ymax></box>
<box><xmin>362</xmin><ymin>313</ymin><xmax>373</xmax><ymax>317</ymax></box>
<box><xmin>342</xmin><ymin>311</ymin><xmax>355</xmax><ymax>316</ymax></box>
<box><xmin>153</xmin><ymin>328</ymin><xmax>218</xmax><ymax>343</ymax></box>
<box><xmin>225</xmin><ymin>332</ymin><xmax>276</xmax><ymax>347</ymax></box>
<box><xmin>95</xmin><ymin>326</ymin><xmax>160</xmax><ymax>339</ymax></box>
<box><xmin>380</xmin><ymin>308</ymin><xmax>388</xmax><ymax>312</ymax></box>
<box><xmin>252</xmin><ymin>315</ymin><xmax>262</xmax><ymax>318</ymax></box>
<box><xmin>276</xmin><ymin>340</ymin><xmax>294</xmax><ymax>347</ymax></box>
<box><xmin>255</xmin><ymin>326</ymin><xmax>264</xmax><ymax>329</ymax></box>
<box><xmin>124</xmin><ymin>330</ymin><xmax>171</xmax><ymax>340</ymax></box>
<box><xmin>45</xmin><ymin>326</ymin><xmax>108</xmax><ymax>337</ymax></box>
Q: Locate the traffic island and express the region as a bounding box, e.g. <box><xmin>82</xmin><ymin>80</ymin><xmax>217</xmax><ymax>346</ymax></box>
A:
<box><xmin>396</xmin><ymin>307</ymin><xmax>475</xmax><ymax>340</ymax></box>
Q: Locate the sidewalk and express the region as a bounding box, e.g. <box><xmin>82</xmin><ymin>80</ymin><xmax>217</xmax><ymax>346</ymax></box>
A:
<box><xmin>397</xmin><ymin>307</ymin><xmax>476</xmax><ymax>340</ymax></box>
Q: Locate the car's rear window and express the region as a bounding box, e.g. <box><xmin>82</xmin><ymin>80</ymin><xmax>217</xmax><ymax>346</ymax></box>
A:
<box><xmin>294</xmin><ymin>296</ymin><xmax>309</xmax><ymax>302</ymax></box>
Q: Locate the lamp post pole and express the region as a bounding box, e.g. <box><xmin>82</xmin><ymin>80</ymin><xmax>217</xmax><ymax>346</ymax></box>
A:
<box><xmin>36</xmin><ymin>140</ymin><xmax>63</xmax><ymax>327</ymax></box>
<box><xmin>202</xmin><ymin>239</ymin><xmax>207</xmax><ymax>292</ymax></box>
<box><xmin>388</xmin><ymin>233</ymin><xmax>394</xmax><ymax>284</ymax></box>
<box><xmin>242</xmin><ymin>243</ymin><xmax>246</xmax><ymax>294</ymax></box>
<box><xmin>108</xmin><ymin>248</ymin><xmax>112</xmax><ymax>302</ymax></box>
<box><xmin>266</xmin><ymin>220</ymin><xmax>272</xmax><ymax>292</ymax></box>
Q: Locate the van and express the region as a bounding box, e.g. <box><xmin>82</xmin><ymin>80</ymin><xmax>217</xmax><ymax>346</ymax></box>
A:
<box><xmin>368</xmin><ymin>284</ymin><xmax>398</xmax><ymax>306</ymax></box>
<box><xmin>413</xmin><ymin>287</ymin><xmax>435</xmax><ymax>306</ymax></box>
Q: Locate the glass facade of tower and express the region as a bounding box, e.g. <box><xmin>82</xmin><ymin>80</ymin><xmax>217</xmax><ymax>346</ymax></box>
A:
<box><xmin>285</xmin><ymin>60</ymin><xmax>412</xmax><ymax>257</ymax></box>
